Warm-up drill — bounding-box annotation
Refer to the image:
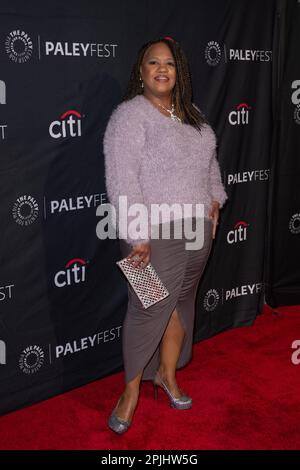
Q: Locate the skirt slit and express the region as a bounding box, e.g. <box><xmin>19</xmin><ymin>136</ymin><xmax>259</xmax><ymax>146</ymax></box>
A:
<box><xmin>119</xmin><ymin>217</ymin><xmax>213</xmax><ymax>384</ymax></box>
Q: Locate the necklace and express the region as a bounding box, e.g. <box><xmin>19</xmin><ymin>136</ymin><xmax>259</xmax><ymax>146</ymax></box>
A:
<box><xmin>157</xmin><ymin>102</ymin><xmax>182</xmax><ymax>123</ymax></box>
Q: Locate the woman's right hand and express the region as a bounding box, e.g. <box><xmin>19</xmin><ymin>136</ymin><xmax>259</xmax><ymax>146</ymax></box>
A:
<box><xmin>127</xmin><ymin>242</ymin><xmax>151</xmax><ymax>269</ymax></box>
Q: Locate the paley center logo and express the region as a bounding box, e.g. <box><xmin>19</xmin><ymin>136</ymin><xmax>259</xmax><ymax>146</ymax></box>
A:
<box><xmin>54</xmin><ymin>258</ymin><xmax>87</xmax><ymax>288</ymax></box>
<box><xmin>5</xmin><ymin>30</ymin><xmax>33</xmax><ymax>63</ymax></box>
<box><xmin>203</xmin><ymin>282</ymin><xmax>263</xmax><ymax>311</ymax></box>
<box><xmin>4</xmin><ymin>30</ymin><xmax>118</xmax><ymax>61</ymax></box>
<box><xmin>19</xmin><ymin>345</ymin><xmax>45</xmax><ymax>374</ymax></box>
<box><xmin>205</xmin><ymin>41</ymin><xmax>222</xmax><ymax>66</ymax></box>
<box><xmin>205</xmin><ymin>40</ymin><xmax>272</xmax><ymax>66</ymax></box>
<box><xmin>12</xmin><ymin>195</ymin><xmax>39</xmax><ymax>226</ymax></box>
<box><xmin>291</xmin><ymin>80</ymin><xmax>300</xmax><ymax>124</ymax></box>
<box><xmin>49</xmin><ymin>110</ymin><xmax>82</xmax><ymax>139</ymax></box>
<box><xmin>289</xmin><ymin>213</ymin><xmax>300</xmax><ymax>235</ymax></box>
<box><xmin>228</xmin><ymin>103</ymin><xmax>251</xmax><ymax>126</ymax></box>
<box><xmin>203</xmin><ymin>289</ymin><xmax>220</xmax><ymax>311</ymax></box>
<box><xmin>227</xmin><ymin>220</ymin><xmax>249</xmax><ymax>244</ymax></box>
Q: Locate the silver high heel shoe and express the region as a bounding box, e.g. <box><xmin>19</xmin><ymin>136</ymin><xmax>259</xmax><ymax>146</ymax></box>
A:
<box><xmin>108</xmin><ymin>398</ymin><xmax>131</xmax><ymax>435</ymax></box>
<box><xmin>153</xmin><ymin>371</ymin><xmax>192</xmax><ymax>410</ymax></box>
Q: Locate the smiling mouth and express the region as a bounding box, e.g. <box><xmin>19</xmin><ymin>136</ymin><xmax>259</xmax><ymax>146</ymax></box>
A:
<box><xmin>154</xmin><ymin>76</ymin><xmax>169</xmax><ymax>81</ymax></box>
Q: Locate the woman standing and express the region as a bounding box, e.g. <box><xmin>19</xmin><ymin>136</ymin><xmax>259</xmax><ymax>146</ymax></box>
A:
<box><xmin>103</xmin><ymin>37</ymin><xmax>228</xmax><ymax>434</ymax></box>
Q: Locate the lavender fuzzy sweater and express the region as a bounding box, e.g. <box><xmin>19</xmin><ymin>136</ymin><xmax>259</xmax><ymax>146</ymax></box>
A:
<box><xmin>103</xmin><ymin>94</ymin><xmax>228</xmax><ymax>246</ymax></box>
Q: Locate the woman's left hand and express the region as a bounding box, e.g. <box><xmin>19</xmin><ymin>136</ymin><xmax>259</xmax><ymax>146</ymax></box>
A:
<box><xmin>209</xmin><ymin>201</ymin><xmax>220</xmax><ymax>239</ymax></box>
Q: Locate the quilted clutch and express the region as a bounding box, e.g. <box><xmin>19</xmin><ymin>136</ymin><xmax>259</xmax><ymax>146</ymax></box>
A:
<box><xmin>116</xmin><ymin>256</ymin><xmax>169</xmax><ymax>309</ymax></box>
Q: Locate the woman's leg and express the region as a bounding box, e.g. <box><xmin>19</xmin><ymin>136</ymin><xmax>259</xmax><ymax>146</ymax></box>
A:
<box><xmin>113</xmin><ymin>371</ymin><xmax>143</xmax><ymax>422</ymax></box>
<box><xmin>157</xmin><ymin>307</ymin><xmax>186</xmax><ymax>397</ymax></box>
<box><xmin>114</xmin><ymin>307</ymin><xmax>185</xmax><ymax>420</ymax></box>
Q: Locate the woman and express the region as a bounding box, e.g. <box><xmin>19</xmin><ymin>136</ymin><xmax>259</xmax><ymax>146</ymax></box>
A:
<box><xmin>103</xmin><ymin>37</ymin><xmax>228</xmax><ymax>434</ymax></box>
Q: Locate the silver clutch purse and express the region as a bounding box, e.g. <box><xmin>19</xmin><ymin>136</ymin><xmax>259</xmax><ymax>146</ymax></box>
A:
<box><xmin>116</xmin><ymin>256</ymin><xmax>169</xmax><ymax>309</ymax></box>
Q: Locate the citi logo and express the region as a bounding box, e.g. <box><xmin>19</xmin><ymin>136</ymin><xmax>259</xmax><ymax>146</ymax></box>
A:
<box><xmin>49</xmin><ymin>110</ymin><xmax>82</xmax><ymax>139</ymax></box>
<box><xmin>228</xmin><ymin>103</ymin><xmax>251</xmax><ymax>125</ymax></box>
<box><xmin>54</xmin><ymin>258</ymin><xmax>87</xmax><ymax>288</ymax></box>
<box><xmin>0</xmin><ymin>340</ymin><xmax>6</xmax><ymax>365</ymax></box>
<box><xmin>227</xmin><ymin>221</ymin><xmax>249</xmax><ymax>244</ymax></box>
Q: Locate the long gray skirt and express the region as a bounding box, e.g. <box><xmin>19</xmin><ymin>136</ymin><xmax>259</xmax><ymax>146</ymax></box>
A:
<box><xmin>119</xmin><ymin>216</ymin><xmax>213</xmax><ymax>384</ymax></box>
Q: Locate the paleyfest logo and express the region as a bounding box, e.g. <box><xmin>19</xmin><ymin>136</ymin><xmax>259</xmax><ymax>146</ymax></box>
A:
<box><xmin>5</xmin><ymin>30</ymin><xmax>33</xmax><ymax>63</ymax></box>
<box><xmin>0</xmin><ymin>284</ymin><xmax>14</xmax><ymax>302</ymax></box>
<box><xmin>203</xmin><ymin>283</ymin><xmax>263</xmax><ymax>311</ymax></box>
<box><xmin>205</xmin><ymin>41</ymin><xmax>271</xmax><ymax>66</ymax></box>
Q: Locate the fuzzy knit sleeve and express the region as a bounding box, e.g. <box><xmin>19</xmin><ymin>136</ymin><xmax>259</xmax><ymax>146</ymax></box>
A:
<box><xmin>103</xmin><ymin>102</ymin><xmax>150</xmax><ymax>247</ymax></box>
<box><xmin>208</xmin><ymin>145</ymin><xmax>228</xmax><ymax>209</ymax></box>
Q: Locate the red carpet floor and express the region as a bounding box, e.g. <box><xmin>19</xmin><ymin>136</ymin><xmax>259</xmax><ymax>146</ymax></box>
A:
<box><xmin>0</xmin><ymin>304</ymin><xmax>300</xmax><ymax>450</ymax></box>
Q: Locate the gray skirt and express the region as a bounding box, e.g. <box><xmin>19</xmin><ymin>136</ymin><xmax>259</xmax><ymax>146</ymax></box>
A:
<box><xmin>119</xmin><ymin>217</ymin><xmax>213</xmax><ymax>384</ymax></box>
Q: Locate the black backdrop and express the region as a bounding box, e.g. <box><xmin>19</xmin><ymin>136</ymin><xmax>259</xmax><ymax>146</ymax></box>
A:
<box><xmin>265</xmin><ymin>0</ymin><xmax>300</xmax><ymax>308</ymax></box>
<box><xmin>0</xmin><ymin>0</ymin><xmax>278</xmax><ymax>415</ymax></box>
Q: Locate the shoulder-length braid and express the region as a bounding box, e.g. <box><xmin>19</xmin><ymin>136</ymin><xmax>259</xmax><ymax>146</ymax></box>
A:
<box><xmin>123</xmin><ymin>37</ymin><xmax>209</xmax><ymax>134</ymax></box>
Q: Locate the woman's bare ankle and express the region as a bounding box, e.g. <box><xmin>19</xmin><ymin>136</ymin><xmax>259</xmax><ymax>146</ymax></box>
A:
<box><xmin>115</xmin><ymin>391</ymin><xmax>139</xmax><ymax>422</ymax></box>
<box><xmin>123</xmin><ymin>385</ymin><xmax>139</xmax><ymax>400</ymax></box>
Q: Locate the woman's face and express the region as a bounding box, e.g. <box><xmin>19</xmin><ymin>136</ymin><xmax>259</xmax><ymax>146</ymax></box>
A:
<box><xmin>139</xmin><ymin>42</ymin><xmax>176</xmax><ymax>98</ymax></box>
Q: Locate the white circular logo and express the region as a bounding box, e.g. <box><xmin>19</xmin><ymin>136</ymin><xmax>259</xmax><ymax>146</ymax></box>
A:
<box><xmin>5</xmin><ymin>30</ymin><xmax>33</xmax><ymax>63</ymax></box>
<box><xmin>205</xmin><ymin>41</ymin><xmax>222</xmax><ymax>66</ymax></box>
<box><xmin>19</xmin><ymin>345</ymin><xmax>45</xmax><ymax>374</ymax></box>
<box><xmin>203</xmin><ymin>289</ymin><xmax>220</xmax><ymax>311</ymax></box>
<box><xmin>12</xmin><ymin>195</ymin><xmax>39</xmax><ymax>226</ymax></box>
<box><xmin>293</xmin><ymin>105</ymin><xmax>300</xmax><ymax>125</ymax></box>
<box><xmin>289</xmin><ymin>213</ymin><xmax>300</xmax><ymax>234</ymax></box>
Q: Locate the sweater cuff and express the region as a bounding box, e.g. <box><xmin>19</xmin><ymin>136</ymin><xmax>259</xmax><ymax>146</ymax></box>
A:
<box><xmin>128</xmin><ymin>237</ymin><xmax>150</xmax><ymax>248</ymax></box>
<box><xmin>211</xmin><ymin>187</ymin><xmax>228</xmax><ymax>209</ymax></box>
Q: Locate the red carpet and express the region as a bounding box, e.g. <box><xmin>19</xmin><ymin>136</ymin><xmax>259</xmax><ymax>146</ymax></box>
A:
<box><xmin>1</xmin><ymin>304</ymin><xmax>300</xmax><ymax>450</ymax></box>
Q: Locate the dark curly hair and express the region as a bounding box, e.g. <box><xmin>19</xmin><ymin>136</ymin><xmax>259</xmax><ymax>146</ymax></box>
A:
<box><xmin>123</xmin><ymin>36</ymin><xmax>209</xmax><ymax>133</ymax></box>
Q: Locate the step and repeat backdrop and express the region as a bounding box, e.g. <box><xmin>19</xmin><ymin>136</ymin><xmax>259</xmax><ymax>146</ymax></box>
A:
<box><xmin>265</xmin><ymin>0</ymin><xmax>300</xmax><ymax>308</ymax></box>
<box><xmin>0</xmin><ymin>0</ymin><xmax>277</xmax><ymax>414</ymax></box>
